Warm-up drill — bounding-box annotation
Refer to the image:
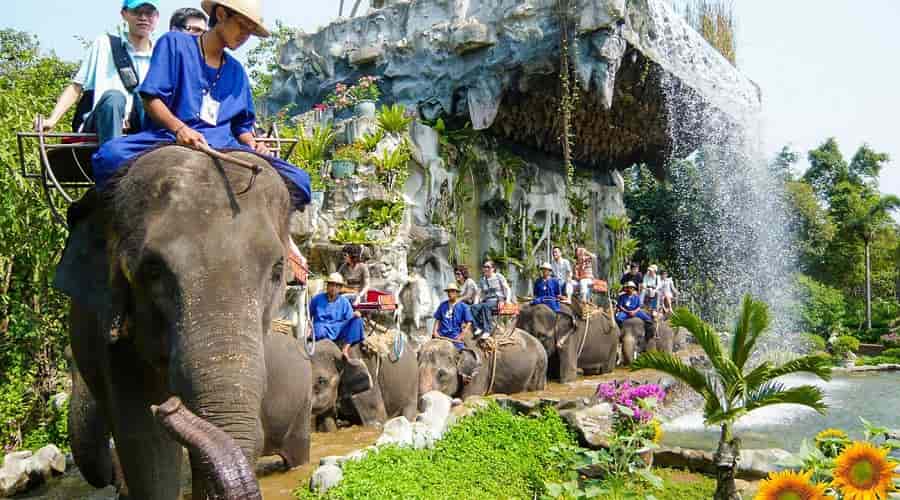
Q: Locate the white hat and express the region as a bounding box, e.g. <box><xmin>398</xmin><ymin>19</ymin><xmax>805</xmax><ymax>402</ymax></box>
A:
<box><xmin>623</xmin><ymin>281</ymin><xmax>637</xmax><ymax>289</ymax></box>
<box><xmin>539</xmin><ymin>262</ymin><xmax>553</xmax><ymax>271</ymax></box>
<box><xmin>325</xmin><ymin>272</ymin><xmax>345</xmax><ymax>286</ymax></box>
<box><xmin>444</xmin><ymin>282</ymin><xmax>460</xmax><ymax>292</ymax></box>
<box><xmin>202</xmin><ymin>0</ymin><xmax>271</xmax><ymax>38</ymax></box>
<box><xmin>648</xmin><ymin>264</ymin><xmax>658</xmax><ymax>272</ymax></box>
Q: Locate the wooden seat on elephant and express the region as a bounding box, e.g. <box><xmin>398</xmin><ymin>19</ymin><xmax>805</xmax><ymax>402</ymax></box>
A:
<box><xmin>353</xmin><ymin>289</ymin><xmax>397</xmax><ymax>312</ymax></box>
<box><xmin>494</xmin><ymin>302</ymin><xmax>520</xmax><ymax>316</ymax></box>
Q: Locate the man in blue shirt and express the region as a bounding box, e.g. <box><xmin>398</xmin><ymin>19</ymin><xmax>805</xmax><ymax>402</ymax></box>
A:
<box><xmin>532</xmin><ymin>262</ymin><xmax>563</xmax><ymax>312</ymax></box>
<box><xmin>310</xmin><ymin>273</ymin><xmax>364</xmax><ymax>359</ymax></box>
<box><xmin>37</xmin><ymin>0</ymin><xmax>160</xmax><ymax>144</ymax></box>
<box><xmin>615</xmin><ymin>281</ymin><xmax>656</xmax><ymax>342</ymax></box>
<box><xmin>432</xmin><ymin>282</ymin><xmax>474</xmax><ymax>350</ymax></box>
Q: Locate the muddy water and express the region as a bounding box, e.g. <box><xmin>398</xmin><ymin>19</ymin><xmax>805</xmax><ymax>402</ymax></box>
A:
<box><xmin>257</xmin><ymin>426</ymin><xmax>381</xmax><ymax>499</ymax></box>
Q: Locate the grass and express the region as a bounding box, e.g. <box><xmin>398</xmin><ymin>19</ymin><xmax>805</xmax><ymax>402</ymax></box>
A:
<box><xmin>295</xmin><ymin>403</ymin><xmax>576</xmax><ymax>499</ymax></box>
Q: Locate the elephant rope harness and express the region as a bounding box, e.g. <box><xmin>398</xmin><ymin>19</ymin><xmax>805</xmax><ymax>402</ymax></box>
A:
<box><xmin>361</xmin><ymin>318</ymin><xmax>406</xmax><ymax>381</ymax></box>
<box><xmin>431</xmin><ymin>329</ymin><xmax>520</xmax><ymax>395</ymax></box>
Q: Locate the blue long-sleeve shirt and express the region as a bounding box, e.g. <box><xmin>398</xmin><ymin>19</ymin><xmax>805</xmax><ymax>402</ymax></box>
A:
<box><xmin>531</xmin><ymin>278</ymin><xmax>561</xmax><ymax>312</ymax></box>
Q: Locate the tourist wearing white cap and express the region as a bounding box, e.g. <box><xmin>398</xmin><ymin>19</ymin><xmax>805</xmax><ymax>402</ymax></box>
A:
<box><xmin>641</xmin><ymin>264</ymin><xmax>660</xmax><ymax>310</ymax></box>
<box><xmin>309</xmin><ymin>273</ymin><xmax>364</xmax><ymax>359</ymax></box>
<box><xmin>37</xmin><ymin>0</ymin><xmax>160</xmax><ymax>145</ymax></box>
<box><xmin>432</xmin><ymin>282</ymin><xmax>474</xmax><ymax>350</ymax></box>
<box><xmin>531</xmin><ymin>262</ymin><xmax>563</xmax><ymax>312</ymax></box>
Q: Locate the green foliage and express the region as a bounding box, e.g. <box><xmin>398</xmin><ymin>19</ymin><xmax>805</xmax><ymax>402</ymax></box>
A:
<box><xmin>0</xmin><ymin>29</ymin><xmax>75</xmax><ymax>451</ymax></box>
<box><xmin>357</xmin><ymin>199</ymin><xmax>404</xmax><ymax>229</ymax></box>
<box><xmin>784</xmin><ymin>180</ymin><xmax>837</xmax><ymax>272</ymax></box>
<box><xmin>358</xmin><ymin>129</ymin><xmax>384</xmax><ymax>152</ymax></box>
<box><xmin>297</xmin><ymin>403</ymin><xmax>575</xmax><ymax>499</ymax></box>
<box><xmin>375</xmin><ymin>104</ymin><xmax>412</xmax><ymax>134</ymax></box>
<box><xmin>545</xmin><ymin>469</ymin><xmax>716</xmax><ymax>500</ymax></box>
<box><xmin>292</xmin><ymin>124</ymin><xmax>336</xmax><ymax>169</ymax></box>
<box><xmin>623</xmin><ymin>165</ymin><xmax>678</xmax><ymax>270</ymax></box>
<box><xmin>830</xmin><ymin>335</ymin><xmax>860</xmax><ymax>358</ymax></box>
<box><xmin>246</xmin><ymin>21</ymin><xmax>293</xmax><ymax>105</ymax></box>
<box><xmin>331</xmin><ymin>220</ymin><xmax>370</xmax><ymax>245</ymax></box>
<box><xmin>632</xmin><ymin>295</ymin><xmax>830</xmax><ymax>494</ymax></box>
<box><xmin>794</xmin><ymin>274</ymin><xmax>847</xmax><ymax>337</ymax></box>
<box><xmin>801</xmin><ymin>332</ymin><xmax>827</xmax><ymax>352</ymax></box>
<box><xmin>332</xmin><ymin>142</ymin><xmax>366</xmax><ymax>164</ymax></box>
<box><xmin>605</xmin><ymin>215</ymin><xmax>639</xmax><ymax>292</ymax></box>
<box><xmin>372</xmin><ymin>141</ymin><xmax>411</xmax><ymax>192</ymax></box>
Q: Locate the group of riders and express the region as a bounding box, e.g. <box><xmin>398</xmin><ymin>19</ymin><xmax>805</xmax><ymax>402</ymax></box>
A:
<box><xmin>36</xmin><ymin>0</ymin><xmax>681</xmax><ymax>367</ymax></box>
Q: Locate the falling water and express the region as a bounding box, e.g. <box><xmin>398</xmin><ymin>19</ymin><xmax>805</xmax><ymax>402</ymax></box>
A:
<box><xmin>660</xmin><ymin>73</ymin><xmax>799</xmax><ymax>348</ymax></box>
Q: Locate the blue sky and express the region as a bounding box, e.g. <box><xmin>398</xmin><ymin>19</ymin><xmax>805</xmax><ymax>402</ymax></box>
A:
<box><xmin>6</xmin><ymin>0</ymin><xmax>899</xmax><ymax>199</ymax></box>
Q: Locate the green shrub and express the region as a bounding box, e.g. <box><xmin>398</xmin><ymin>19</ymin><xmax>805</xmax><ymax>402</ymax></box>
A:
<box><xmin>881</xmin><ymin>347</ymin><xmax>900</xmax><ymax>358</ymax></box>
<box><xmin>297</xmin><ymin>403</ymin><xmax>575</xmax><ymax>499</ymax></box>
<box><xmin>376</xmin><ymin>104</ymin><xmax>412</xmax><ymax>134</ymax></box>
<box><xmin>331</xmin><ymin>220</ymin><xmax>371</xmax><ymax>245</ymax></box>
<box><xmin>802</xmin><ymin>332</ymin><xmax>827</xmax><ymax>352</ymax></box>
<box><xmin>794</xmin><ymin>275</ymin><xmax>846</xmax><ymax>337</ymax></box>
<box><xmin>359</xmin><ymin>129</ymin><xmax>384</xmax><ymax>152</ymax></box>
<box><xmin>332</xmin><ymin>142</ymin><xmax>366</xmax><ymax>164</ymax></box>
<box><xmin>292</xmin><ymin>124</ymin><xmax>336</xmax><ymax>169</ymax></box>
<box><xmin>373</xmin><ymin>142</ymin><xmax>411</xmax><ymax>192</ymax></box>
<box><xmin>831</xmin><ymin>335</ymin><xmax>860</xmax><ymax>358</ymax></box>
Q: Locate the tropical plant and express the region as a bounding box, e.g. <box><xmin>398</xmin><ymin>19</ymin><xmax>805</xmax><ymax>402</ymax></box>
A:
<box><xmin>605</xmin><ymin>215</ymin><xmax>639</xmax><ymax>293</ymax></box>
<box><xmin>632</xmin><ymin>294</ymin><xmax>832</xmax><ymax>500</ymax></box>
<box><xmin>830</xmin><ymin>335</ymin><xmax>859</xmax><ymax>359</ymax></box>
<box><xmin>845</xmin><ymin>193</ymin><xmax>900</xmax><ymax>329</ymax></box>
<box><xmin>332</xmin><ymin>220</ymin><xmax>370</xmax><ymax>245</ymax></box>
<box><xmin>349</xmin><ymin>75</ymin><xmax>380</xmax><ymax>102</ymax></box>
<box><xmin>292</xmin><ymin>124</ymin><xmax>336</xmax><ymax>169</ymax></box>
<box><xmin>372</xmin><ymin>141</ymin><xmax>411</xmax><ymax>192</ymax></box>
<box><xmin>360</xmin><ymin>200</ymin><xmax>404</xmax><ymax>229</ymax></box>
<box><xmin>359</xmin><ymin>128</ymin><xmax>384</xmax><ymax>152</ymax></box>
<box><xmin>332</xmin><ymin>142</ymin><xmax>367</xmax><ymax>164</ymax></box>
<box><xmin>376</xmin><ymin>104</ymin><xmax>412</xmax><ymax>134</ymax></box>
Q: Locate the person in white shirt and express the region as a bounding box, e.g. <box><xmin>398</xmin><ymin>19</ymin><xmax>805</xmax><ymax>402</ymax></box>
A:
<box><xmin>658</xmin><ymin>269</ymin><xmax>679</xmax><ymax>314</ymax></box>
<box><xmin>36</xmin><ymin>0</ymin><xmax>159</xmax><ymax>145</ymax></box>
<box><xmin>641</xmin><ymin>264</ymin><xmax>660</xmax><ymax>310</ymax></box>
<box><xmin>550</xmin><ymin>246</ymin><xmax>573</xmax><ymax>298</ymax></box>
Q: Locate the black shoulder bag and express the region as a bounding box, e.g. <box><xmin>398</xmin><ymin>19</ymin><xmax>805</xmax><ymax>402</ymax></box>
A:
<box><xmin>71</xmin><ymin>35</ymin><xmax>141</xmax><ymax>132</ymax></box>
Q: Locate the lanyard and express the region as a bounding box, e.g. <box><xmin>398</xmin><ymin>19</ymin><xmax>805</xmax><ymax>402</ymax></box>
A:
<box><xmin>198</xmin><ymin>35</ymin><xmax>225</xmax><ymax>95</ymax></box>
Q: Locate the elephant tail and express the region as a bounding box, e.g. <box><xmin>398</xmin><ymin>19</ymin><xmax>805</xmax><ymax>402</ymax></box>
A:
<box><xmin>151</xmin><ymin>397</ymin><xmax>262</xmax><ymax>500</ymax></box>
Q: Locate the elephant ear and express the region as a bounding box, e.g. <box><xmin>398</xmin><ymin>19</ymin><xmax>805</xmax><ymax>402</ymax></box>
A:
<box><xmin>339</xmin><ymin>357</ymin><xmax>373</xmax><ymax>396</ymax></box>
<box><xmin>53</xmin><ymin>196</ymin><xmax>128</xmax><ymax>343</ymax></box>
<box><xmin>456</xmin><ymin>348</ymin><xmax>481</xmax><ymax>379</ymax></box>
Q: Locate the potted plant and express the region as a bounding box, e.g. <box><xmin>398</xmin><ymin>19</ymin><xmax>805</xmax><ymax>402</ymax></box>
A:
<box><xmin>324</xmin><ymin>82</ymin><xmax>355</xmax><ymax>120</ymax></box>
<box><xmin>350</xmin><ymin>75</ymin><xmax>380</xmax><ymax>118</ymax></box>
<box><xmin>330</xmin><ymin>143</ymin><xmax>366</xmax><ymax>179</ymax></box>
<box><xmin>312</xmin><ymin>103</ymin><xmax>333</xmax><ymax>125</ymax></box>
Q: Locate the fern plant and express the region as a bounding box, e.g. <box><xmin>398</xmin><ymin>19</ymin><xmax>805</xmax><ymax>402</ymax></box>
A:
<box><xmin>632</xmin><ymin>295</ymin><xmax>832</xmax><ymax>500</ymax></box>
<box><xmin>292</xmin><ymin>124</ymin><xmax>335</xmax><ymax>168</ymax></box>
<box><xmin>376</xmin><ymin>104</ymin><xmax>412</xmax><ymax>134</ymax></box>
<box><xmin>373</xmin><ymin>142</ymin><xmax>411</xmax><ymax>192</ymax></box>
<box><xmin>359</xmin><ymin>129</ymin><xmax>385</xmax><ymax>152</ymax></box>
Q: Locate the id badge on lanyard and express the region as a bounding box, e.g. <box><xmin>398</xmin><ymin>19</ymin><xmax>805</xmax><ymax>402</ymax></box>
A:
<box><xmin>200</xmin><ymin>90</ymin><xmax>220</xmax><ymax>126</ymax></box>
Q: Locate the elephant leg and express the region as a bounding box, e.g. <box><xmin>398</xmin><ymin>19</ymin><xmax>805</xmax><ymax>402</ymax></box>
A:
<box><xmin>106</xmin><ymin>346</ymin><xmax>182</xmax><ymax>500</ymax></box>
<box><xmin>69</xmin><ymin>359</ymin><xmax>113</xmax><ymax>488</ymax></box>
<box><xmin>558</xmin><ymin>336</ymin><xmax>579</xmax><ymax>383</ymax></box>
<box><xmin>621</xmin><ymin>333</ymin><xmax>636</xmax><ymax>366</ymax></box>
<box><xmin>278</xmin><ymin>412</ymin><xmax>311</xmax><ymax>468</ymax></box>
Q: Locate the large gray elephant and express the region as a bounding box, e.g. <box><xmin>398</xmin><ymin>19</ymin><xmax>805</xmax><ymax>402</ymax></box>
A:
<box><xmin>620</xmin><ymin>315</ymin><xmax>677</xmax><ymax>365</ymax></box>
<box><xmin>261</xmin><ymin>332</ymin><xmax>312</xmax><ymax>468</ymax></box>
<box><xmin>417</xmin><ymin>330</ymin><xmax>547</xmax><ymax>399</ymax></box>
<box><xmin>310</xmin><ymin>337</ymin><xmax>418</xmax><ymax>431</ymax></box>
<box><xmin>516</xmin><ymin>301</ymin><xmax>619</xmax><ymax>382</ymax></box>
<box><xmin>56</xmin><ymin>147</ymin><xmax>298</xmax><ymax>499</ymax></box>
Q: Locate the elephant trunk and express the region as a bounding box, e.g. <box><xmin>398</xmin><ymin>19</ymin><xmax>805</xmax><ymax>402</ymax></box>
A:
<box><xmin>152</xmin><ymin>397</ymin><xmax>261</xmax><ymax>500</ymax></box>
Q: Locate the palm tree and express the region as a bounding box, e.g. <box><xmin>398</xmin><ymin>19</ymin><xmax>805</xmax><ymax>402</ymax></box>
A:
<box><xmin>632</xmin><ymin>295</ymin><xmax>832</xmax><ymax>500</ymax></box>
<box><xmin>847</xmin><ymin>194</ymin><xmax>900</xmax><ymax>329</ymax></box>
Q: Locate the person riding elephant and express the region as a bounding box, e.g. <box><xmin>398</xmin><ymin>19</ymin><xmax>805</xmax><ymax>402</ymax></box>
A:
<box><xmin>309</xmin><ymin>336</ymin><xmax>419</xmax><ymax>430</ymax></box>
<box><xmin>616</xmin><ymin>282</ymin><xmax>656</xmax><ymax>365</ymax></box>
<box><xmin>516</xmin><ymin>298</ymin><xmax>619</xmax><ymax>383</ymax></box>
<box><xmin>531</xmin><ymin>262</ymin><xmax>564</xmax><ymax>313</ymax></box>
<box><xmin>310</xmin><ymin>273</ymin><xmax>365</xmax><ymax>359</ymax></box>
<box><xmin>417</xmin><ymin>327</ymin><xmax>547</xmax><ymax>399</ymax></box>
<box><xmin>337</xmin><ymin>244</ymin><xmax>370</xmax><ymax>304</ymax></box>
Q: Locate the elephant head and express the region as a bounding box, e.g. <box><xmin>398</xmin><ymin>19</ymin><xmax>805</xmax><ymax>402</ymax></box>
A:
<box><xmin>417</xmin><ymin>339</ymin><xmax>479</xmax><ymax>397</ymax></box>
<box><xmin>57</xmin><ymin>148</ymin><xmax>292</xmax><ymax>498</ymax></box>
<box><xmin>309</xmin><ymin>339</ymin><xmax>376</xmax><ymax>431</ymax></box>
<box><xmin>619</xmin><ymin>317</ymin><xmax>646</xmax><ymax>365</ymax></box>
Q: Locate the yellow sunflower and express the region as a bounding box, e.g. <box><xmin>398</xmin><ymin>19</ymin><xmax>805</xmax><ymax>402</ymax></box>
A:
<box><xmin>651</xmin><ymin>419</ymin><xmax>664</xmax><ymax>444</ymax></box>
<box><xmin>832</xmin><ymin>441</ymin><xmax>897</xmax><ymax>500</ymax></box>
<box><xmin>755</xmin><ymin>470</ymin><xmax>830</xmax><ymax>500</ymax></box>
<box><xmin>816</xmin><ymin>429</ymin><xmax>849</xmax><ymax>442</ymax></box>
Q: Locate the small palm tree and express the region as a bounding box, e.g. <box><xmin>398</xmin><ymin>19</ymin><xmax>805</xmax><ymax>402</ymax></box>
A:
<box><xmin>632</xmin><ymin>294</ymin><xmax>832</xmax><ymax>500</ymax></box>
<box><xmin>847</xmin><ymin>194</ymin><xmax>900</xmax><ymax>329</ymax></box>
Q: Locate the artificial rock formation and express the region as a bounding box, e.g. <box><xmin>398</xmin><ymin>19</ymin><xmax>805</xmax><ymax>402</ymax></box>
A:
<box><xmin>268</xmin><ymin>0</ymin><xmax>760</xmax><ymax>171</ymax></box>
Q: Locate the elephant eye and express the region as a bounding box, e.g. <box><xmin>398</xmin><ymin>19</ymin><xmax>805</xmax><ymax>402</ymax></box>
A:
<box><xmin>271</xmin><ymin>258</ymin><xmax>284</xmax><ymax>283</ymax></box>
<box><xmin>316</xmin><ymin>376</ymin><xmax>329</xmax><ymax>387</ymax></box>
<box><xmin>437</xmin><ymin>369</ymin><xmax>449</xmax><ymax>381</ymax></box>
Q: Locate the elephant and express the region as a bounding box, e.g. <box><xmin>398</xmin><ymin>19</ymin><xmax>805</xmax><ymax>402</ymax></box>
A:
<box><xmin>619</xmin><ymin>317</ymin><xmax>646</xmax><ymax>366</ymax></box>
<box><xmin>620</xmin><ymin>315</ymin><xmax>679</xmax><ymax>364</ymax></box>
<box><xmin>55</xmin><ymin>147</ymin><xmax>299</xmax><ymax>499</ymax></box>
<box><xmin>417</xmin><ymin>329</ymin><xmax>548</xmax><ymax>399</ymax></box>
<box><xmin>310</xmin><ymin>337</ymin><xmax>418</xmax><ymax>431</ymax></box>
<box><xmin>516</xmin><ymin>301</ymin><xmax>619</xmax><ymax>383</ymax></box>
<box><xmin>261</xmin><ymin>331</ymin><xmax>312</xmax><ymax>468</ymax></box>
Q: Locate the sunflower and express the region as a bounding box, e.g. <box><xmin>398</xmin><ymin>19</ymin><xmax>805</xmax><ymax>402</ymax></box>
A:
<box><xmin>755</xmin><ymin>470</ymin><xmax>830</xmax><ymax>500</ymax></box>
<box><xmin>832</xmin><ymin>441</ymin><xmax>897</xmax><ymax>500</ymax></box>
<box><xmin>816</xmin><ymin>428</ymin><xmax>850</xmax><ymax>457</ymax></box>
<box><xmin>651</xmin><ymin>419</ymin><xmax>664</xmax><ymax>444</ymax></box>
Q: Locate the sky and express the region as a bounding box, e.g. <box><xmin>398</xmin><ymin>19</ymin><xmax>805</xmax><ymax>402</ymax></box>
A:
<box><xmin>5</xmin><ymin>0</ymin><xmax>899</xmax><ymax>199</ymax></box>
